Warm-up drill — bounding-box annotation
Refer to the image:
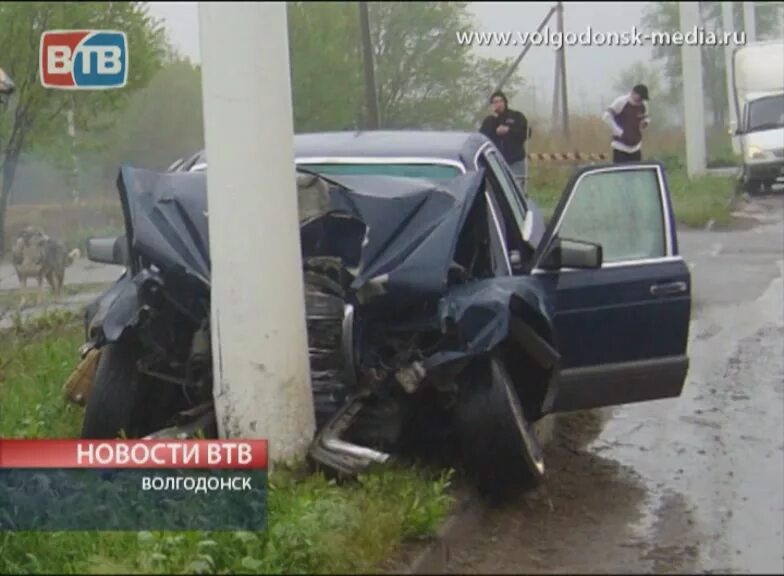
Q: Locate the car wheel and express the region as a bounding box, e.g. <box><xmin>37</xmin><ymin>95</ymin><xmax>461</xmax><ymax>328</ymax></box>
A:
<box><xmin>80</xmin><ymin>338</ymin><xmax>174</xmax><ymax>439</ymax></box>
<box><xmin>81</xmin><ymin>340</ymin><xmax>141</xmax><ymax>438</ymax></box>
<box><xmin>457</xmin><ymin>355</ymin><xmax>545</xmax><ymax>499</ymax></box>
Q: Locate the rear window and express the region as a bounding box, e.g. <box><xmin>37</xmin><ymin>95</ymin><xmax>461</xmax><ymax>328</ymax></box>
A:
<box><xmin>298</xmin><ymin>163</ymin><xmax>463</xmax><ymax>180</ymax></box>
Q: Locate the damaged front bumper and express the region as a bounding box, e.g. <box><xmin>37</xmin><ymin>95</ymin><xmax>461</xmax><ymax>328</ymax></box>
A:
<box><xmin>309</xmin><ymin>393</ymin><xmax>391</xmax><ymax>475</ymax></box>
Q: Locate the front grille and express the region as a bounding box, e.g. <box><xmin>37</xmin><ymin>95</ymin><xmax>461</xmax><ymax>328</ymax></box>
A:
<box><xmin>772</xmin><ymin>148</ymin><xmax>784</xmax><ymax>159</ymax></box>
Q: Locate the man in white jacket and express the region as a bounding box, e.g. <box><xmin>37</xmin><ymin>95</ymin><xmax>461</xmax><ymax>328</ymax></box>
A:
<box><xmin>602</xmin><ymin>84</ymin><xmax>650</xmax><ymax>163</ymax></box>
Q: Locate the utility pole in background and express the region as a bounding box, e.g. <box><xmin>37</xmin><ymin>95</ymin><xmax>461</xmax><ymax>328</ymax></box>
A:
<box><xmin>680</xmin><ymin>1</ymin><xmax>707</xmax><ymax>178</ymax></box>
<box><xmin>722</xmin><ymin>1</ymin><xmax>740</xmax><ymax>155</ymax></box>
<box><xmin>780</xmin><ymin>2</ymin><xmax>784</xmax><ymax>37</ymax></box>
<box><xmin>494</xmin><ymin>5</ymin><xmax>556</xmax><ymax>95</ymax></box>
<box><xmin>551</xmin><ymin>2</ymin><xmax>569</xmax><ymax>137</ymax></box>
<box><xmin>480</xmin><ymin>5</ymin><xmax>555</xmax><ymax>126</ymax></box>
<box><xmin>551</xmin><ymin>61</ymin><xmax>560</xmax><ymax>131</ymax></box>
<box><xmin>359</xmin><ymin>1</ymin><xmax>380</xmax><ymax>130</ymax></box>
<box><xmin>199</xmin><ymin>2</ymin><xmax>316</xmax><ymax>465</ymax></box>
<box><xmin>743</xmin><ymin>1</ymin><xmax>757</xmax><ymax>42</ymax></box>
<box><xmin>66</xmin><ymin>97</ymin><xmax>80</xmax><ymax>205</ymax></box>
<box><xmin>556</xmin><ymin>1</ymin><xmax>569</xmax><ymax>138</ymax></box>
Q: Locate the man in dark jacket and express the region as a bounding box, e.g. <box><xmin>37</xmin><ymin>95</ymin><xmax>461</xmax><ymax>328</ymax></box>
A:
<box><xmin>479</xmin><ymin>90</ymin><xmax>529</xmax><ymax>188</ymax></box>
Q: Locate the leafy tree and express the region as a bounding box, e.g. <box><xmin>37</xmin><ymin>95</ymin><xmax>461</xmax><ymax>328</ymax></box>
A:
<box><xmin>288</xmin><ymin>2</ymin><xmax>364</xmax><ymax>131</ymax></box>
<box><xmin>287</xmin><ymin>1</ymin><xmax>520</xmax><ymax>132</ymax></box>
<box><xmin>90</xmin><ymin>56</ymin><xmax>204</xmax><ymax>174</ymax></box>
<box><xmin>0</xmin><ymin>1</ymin><xmax>167</xmax><ymax>254</ymax></box>
<box><xmin>369</xmin><ymin>2</ymin><xmax>520</xmax><ymax>129</ymax></box>
<box><xmin>641</xmin><ymin>1</ymin><xmax>779</xmax><ymax>129</ymax></box>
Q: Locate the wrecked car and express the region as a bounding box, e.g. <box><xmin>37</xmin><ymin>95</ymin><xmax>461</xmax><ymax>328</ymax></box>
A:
<box><xmin>74</xmin><ymin>131</ymin><xmax>691</xmax><ymax>495</ymax></box>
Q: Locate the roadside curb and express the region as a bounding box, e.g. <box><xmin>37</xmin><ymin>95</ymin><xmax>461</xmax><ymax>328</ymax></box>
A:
<box><xmin>403</xmin><ymin>494</ymin><xmax>486</xmax><ymax>575</ymax></box>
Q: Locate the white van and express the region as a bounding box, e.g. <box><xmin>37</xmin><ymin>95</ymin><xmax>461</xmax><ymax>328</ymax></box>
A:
<box><xmin>732</xmin><ymin>39</ymin><xmax>784</xmax><ymax>195</ymax></box>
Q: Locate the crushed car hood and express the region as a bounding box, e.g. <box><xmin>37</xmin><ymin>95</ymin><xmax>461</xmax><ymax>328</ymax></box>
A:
<box><xmin>95</xmin><ymin>167</ymin><xmax>555</xmax><ymax>393</ymax></box>
<box><xmin>116</xmin><ymin>166</ymin><xmax>487</xmax><ymax>300</ymax></box>
<box><xmin>117</xmin><ymin>167</ymin><xmax>211</xmax><ymax>284</ymax></box>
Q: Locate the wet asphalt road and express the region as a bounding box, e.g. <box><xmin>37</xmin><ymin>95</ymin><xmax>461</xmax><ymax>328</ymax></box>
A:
<box><xmin>447</xmin><ymin>195</ymin><xmax>784</xmax><ymax>574</ymax></box>
<box><xmin>0</xmin><ymin>259</ymin><xmax>124</xmax><ymax>291</ymax></box>
<box><xmin>0</xmin><ymin>260</ymin><xmax>124</xmax><ymax>329</ymax></box>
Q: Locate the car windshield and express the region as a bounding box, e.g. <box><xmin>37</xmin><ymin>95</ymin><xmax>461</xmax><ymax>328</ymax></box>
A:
<box><xmin>298</xmin><ymin>162</ymin><xmax>463</xmax><ymax>180</ymax></box>
<box><xmin>748</xmin><ymin>94</ymin><xmax>784</xmax><ymax>132</ymax></box>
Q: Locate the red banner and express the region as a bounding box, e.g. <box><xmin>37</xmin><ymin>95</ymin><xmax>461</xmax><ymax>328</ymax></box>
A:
<box><xmin>0</xmin><ymin>439</ymin><xmax>268</xmax><ymax>469</ymax></box>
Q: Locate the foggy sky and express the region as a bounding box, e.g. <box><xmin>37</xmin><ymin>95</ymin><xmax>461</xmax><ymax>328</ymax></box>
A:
<box><xmin>147</xmin><ymin>2</ymin><xmax>656</xmax><ymax>115</ymax></box>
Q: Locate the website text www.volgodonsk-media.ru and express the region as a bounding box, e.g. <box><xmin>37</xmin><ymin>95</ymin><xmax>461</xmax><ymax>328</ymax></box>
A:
<box><xmin>456</xmin><ymin>25</ymin><xmax>747</xmax><ymax>49</ymax></box>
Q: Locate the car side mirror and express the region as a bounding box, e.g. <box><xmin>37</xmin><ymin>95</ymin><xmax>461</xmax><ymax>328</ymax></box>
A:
<box><xmin>86</xmin><ymin>236</ymin><xmax>128</xmax><ymax>266</ymax></box>
<box><xmin>540</xmin><ymin>237</ymin><xmax>603</xmax><ymax>270</ymax></box>
<box><xmin>734</xmin><ymin>128</ymin><xmax>744</xmax><ymax>136</ymax></box>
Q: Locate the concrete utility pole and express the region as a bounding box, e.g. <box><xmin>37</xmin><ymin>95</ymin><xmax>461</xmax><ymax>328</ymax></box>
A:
<box><xmin>743</xmin><ymin>1</ymin><xmax>757</xmax><ymax>42</ymax></box>
<box><xmin>66</xmin><ymin>100</ymin><xmax>80</xmax><ymax>205</ymax></box>
<box><xmin>722</xmin><ymin>1</ymin><xmax>740</xmax><ymax>154</ymax></box>
<box><xmin>480</xmin><ymin>5</ymin><xmax>555</xmax><ymax>127</ymax></box>
<box><xmin>680</xmin><ymin>1</ymin><xmax>707</xmax><ymax>178</ymax></box>
<box><xmin>556</xmin><ymin>1</ymin><xmax>569</xmax><ymax>138</ymax></box>
<box><xmin>199</xmin><ymin>2</ymin><xmax>316</xmax><ymax>465</ymax></box>
<box><xmin>494</xmin><ymin>4</ymin><xmax>557</xmax><ymax>95</ymax></box>
<box><xmin>359</xmin><ymin>2</ymin><xmax>380</xmax><ymax>130</ymax></box>
<box><xmin>780</xmin><ymin>2</ymin><xmax>784</xmax><ymax>38</ymax></box>
<box><xmin>552</xmin><ymin>60</ymin><xmax>561</xmax><ymax>131</ymax></box>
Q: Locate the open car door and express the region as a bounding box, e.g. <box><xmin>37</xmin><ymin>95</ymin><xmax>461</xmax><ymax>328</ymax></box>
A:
<box><xmin>533</xmin><ymin>162</ymin><xmax>691</xmax><ymax>413</ymax></box>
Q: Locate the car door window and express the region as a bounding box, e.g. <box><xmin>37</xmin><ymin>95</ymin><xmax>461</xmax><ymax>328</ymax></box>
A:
<box><xmin>482</xmin><ymin>150</ymin><xmax>527</xmax><ymax>235</ymax></box>
<box><xmin>484</xmin><ymin>190</ymin><xmax>512</xmax><ymax>277</ymax></box>
<box><xmin>556</xmin><ymin>168</ymin><xmax>667</xmax><ymax>263</ymax></box>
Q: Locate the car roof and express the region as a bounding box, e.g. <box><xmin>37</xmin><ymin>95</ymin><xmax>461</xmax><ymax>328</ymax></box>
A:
<box><xmin>294</xmin><ymin>130</ymin><xmax>489</xmax><ymax>164</ymax></box>
<box><xmin>178</xmin><ymin>130</ymin><xmax>492</xmax><ymax>172</ymax></box>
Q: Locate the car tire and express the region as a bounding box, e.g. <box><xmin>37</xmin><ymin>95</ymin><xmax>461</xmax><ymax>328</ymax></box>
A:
<box><xmin>81</xmin><ymin>338</ymin><xmax>172</xmax><ymax>440</ymax></box>
<box><xmin>81</xmin><ymin>339</ymin><xmax>149</xmax><ymax>439</ymax></box>
<box><xmin>456</xmin><ymin>355</ymin><xmax>545</xmax><ymax>499</ymax></box>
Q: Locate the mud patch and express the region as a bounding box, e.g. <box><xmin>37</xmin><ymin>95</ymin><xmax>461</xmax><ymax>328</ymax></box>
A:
<box><xmin>695</xmin><ymin>323</ymin><xmax>722</xmax><ymax>341</ymax></box>
<box><xmin>447</xmin><ymin>441</ymin><xmax>649</xmax><ymax>574</ymax></box>
<box><xmin>641</xmin><ymin>491</ymin><xmax>700</xmax><ymax>573</ymax></box>
<box><xmin>550</xmin><ymin>408</ymin><xmax>614</xmax><ymax>451</ymax></box>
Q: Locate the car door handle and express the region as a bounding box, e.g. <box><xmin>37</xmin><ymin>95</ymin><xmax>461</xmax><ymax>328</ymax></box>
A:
<box><xmin>650</xmin><ymin>281</ymin><xmax>688</xmax><ymax>296</ymax></box>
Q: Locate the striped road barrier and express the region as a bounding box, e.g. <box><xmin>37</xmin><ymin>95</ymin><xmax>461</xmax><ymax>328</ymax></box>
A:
<box><xmin>527</xmin><ymin>152</ymin><xmax>609</xmax><ymax>162</ymax></box>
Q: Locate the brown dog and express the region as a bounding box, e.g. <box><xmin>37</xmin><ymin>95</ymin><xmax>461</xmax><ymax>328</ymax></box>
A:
<box><xmin>12</xmin><ymin>227</ymin><xmax>80</xmax><ymax>295</ymax></box>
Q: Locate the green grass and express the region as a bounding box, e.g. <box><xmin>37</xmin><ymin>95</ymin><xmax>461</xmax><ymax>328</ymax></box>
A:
<box><xmin>0</xmin><ymin>310</ymin><xmax>85</xmax><ymax>438</ymax></box>
<box><xmin>706</xmin><ymin>129</ymin><xmax>742</xmax><ymax>169</ymax></box>
<box><xmin>0</xmin><ymin>467</ymin><xmax>454</xmax><ymax>574</ymax></box>
<box><xmin>665</xmin><ymin>169</ymin><xmax>737</xmax><ymax>228</ymax></box>
<box><xmin>0</xmin><ymin>312</ymin><xmax>456</xmax><ymax>575</ymax></box>
<box><xmin>526</xmin><ymin>164</ymin><xmax>738</xmax><ymax>228</ymax></box>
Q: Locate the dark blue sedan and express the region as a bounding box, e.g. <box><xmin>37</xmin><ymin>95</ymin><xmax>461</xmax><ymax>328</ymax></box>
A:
<box><xmin>82</xmin><ymin>130</ymin><xmax>691</xmax><ymax>497</ymax></box>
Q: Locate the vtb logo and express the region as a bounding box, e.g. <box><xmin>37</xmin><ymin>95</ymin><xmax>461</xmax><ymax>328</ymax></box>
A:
<box><xmin>40</xmin><ymin>30</ymin><xmax>128</xmax><ymax>90</ymax></box>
